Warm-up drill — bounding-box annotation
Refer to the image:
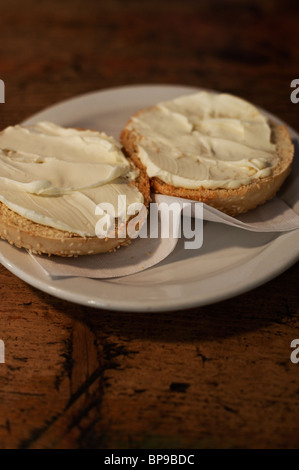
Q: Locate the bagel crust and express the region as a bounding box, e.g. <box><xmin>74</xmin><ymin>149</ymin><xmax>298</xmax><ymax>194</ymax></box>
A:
<box><xmin>121</xmin><ymin>112</ymin><xmax>294</xmax><ymax>216</ymax></box>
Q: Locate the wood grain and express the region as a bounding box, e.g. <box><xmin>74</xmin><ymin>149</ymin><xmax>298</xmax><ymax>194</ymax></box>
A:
<box><xmin>0</xmin><ymin>0</ymin><xmax>298</xmax><ymax>449</ymax></box>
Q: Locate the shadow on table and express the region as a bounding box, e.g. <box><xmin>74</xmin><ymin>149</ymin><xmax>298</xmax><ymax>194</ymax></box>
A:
<box><xmin>31</xmin><ymin>261</ymin><xmax>298</xmax><ymax>343</ymax></box>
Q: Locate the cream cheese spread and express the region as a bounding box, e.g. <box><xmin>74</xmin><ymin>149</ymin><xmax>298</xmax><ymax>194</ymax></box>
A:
<box><xmin>127</xmin><ymin>91</ymin><xmax>277</xmax><ymax>190</ymax></box>
<box><xmin>0</xmin><ymin>122</ymin><xmax>144</xmax><ymax>236</ymax></box>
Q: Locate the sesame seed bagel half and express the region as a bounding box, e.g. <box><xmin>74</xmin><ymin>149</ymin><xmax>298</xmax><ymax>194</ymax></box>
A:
<box><xmin>121</xmin><ymin>120</ymin><xmax>293</xmax><ymax>216</ymax></box>
<box><xmin>1</xmin><ymin>167</ymin><xmax>150</xmax><ymax>258</ymax></box>
<box><xmin>0</xmin><ymin>158</ymin><xmax>150</xmax><ymax>257</ymax></box>
<box><xmin>120</xmin><ymin>96</ymin><xmax>294</xmax><ymax>216</ymax></box>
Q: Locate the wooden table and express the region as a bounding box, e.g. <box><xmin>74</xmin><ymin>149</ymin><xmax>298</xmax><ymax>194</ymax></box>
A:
<box><xmin>0</xmin><ymin>0</ymin><xmax>298</xmax><ymax>449</ymax></box>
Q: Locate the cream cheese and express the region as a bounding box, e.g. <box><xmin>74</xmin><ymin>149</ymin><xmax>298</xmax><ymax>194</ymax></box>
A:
<box><xmin>0</xmin><ymin>122</ymin><xmax>144</xmax><ymax>236</ymax></box>
<box><xmin>127</xmin><ymin>91</ymin><xmax>277</xmax><ymax>190</ymax></box>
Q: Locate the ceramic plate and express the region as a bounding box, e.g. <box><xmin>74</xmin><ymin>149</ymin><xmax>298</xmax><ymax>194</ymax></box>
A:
<box><xmin>1</xmin><ymin>84</ymin><xmax>298</xmax><ymax>312</ymax></box>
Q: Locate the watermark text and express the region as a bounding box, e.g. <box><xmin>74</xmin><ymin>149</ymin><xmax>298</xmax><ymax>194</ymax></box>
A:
<box><xmin>95</xmin><ymin>196</ymin><xmax>203</xmax><ymax>250</ymax></box>
<box><xmin>290</xmin><ymin>339</ymin><xmax>299</xmax><ymax>364</ymax></box>
<box><xmin>290</xmin><ymin>79</ymin><xmax>299</xmax><ymax>104</ymax></box>
<box><xmin>0</xmin><ymin>79</ymin><xmax>4</xmax><ymax>103</ymax></box>
<box><xmin>0</xmin><ymin>340</ymin><xmax>5</xmax><ymax>363</ymax></box>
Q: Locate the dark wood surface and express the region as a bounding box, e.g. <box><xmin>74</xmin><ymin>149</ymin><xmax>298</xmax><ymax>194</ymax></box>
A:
<box><xmin>0</xmin><ymin>0</ymin><xmax>299</xmax><ymax>449</ymax></box>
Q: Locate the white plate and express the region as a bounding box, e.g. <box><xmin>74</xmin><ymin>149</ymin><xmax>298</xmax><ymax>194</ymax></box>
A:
<box><xmin>1</xmin><ymin>84</ymin><xmax>299</xmax><ymax>312</ymax></box>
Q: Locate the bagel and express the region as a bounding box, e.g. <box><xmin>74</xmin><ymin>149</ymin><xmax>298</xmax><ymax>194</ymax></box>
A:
<box><xmin>0</xmin><ymin>122</ymin><xmax>150</xmax><ymax>256</ymax></box>
<box><xmin>121</xmin><ymin>91</ymin><xmax>294</xmax><ymax>216</ymax></box>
